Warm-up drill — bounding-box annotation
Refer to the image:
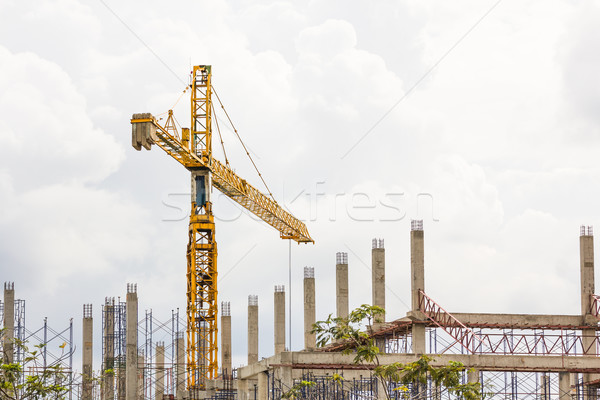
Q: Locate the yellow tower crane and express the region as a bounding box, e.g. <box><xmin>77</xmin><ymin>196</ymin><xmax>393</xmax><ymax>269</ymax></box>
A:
<box><xmin>131</xmin><ymin>65</ymin><xmax>313</xmax><ymax>390</ymax></box>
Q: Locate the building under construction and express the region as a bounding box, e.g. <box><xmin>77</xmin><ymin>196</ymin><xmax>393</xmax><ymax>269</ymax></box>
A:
<box><xmin>2</xmin><ymin>66</ymin><xmax>599</xmax><ymax>399</ymax></box>
<box><xmin>2</xmin><ymin>221</ymin><xmax>600</xmax><ymax>399</ymax></box>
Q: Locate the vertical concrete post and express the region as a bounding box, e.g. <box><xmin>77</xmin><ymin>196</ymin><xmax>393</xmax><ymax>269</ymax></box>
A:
<box><xmin>155</xmin><ymin>342</ymin><xmax>165</xmax><ymax>400</ymax></box>
<box><xmin>580</xmin><ymin>226</ymin><xmax>597</xmax><ymax>391</ymax></box>
<box><xmin>411</xmin><ymin>220</ymin><xmax>425</xmax><ymax>311</ymax></box>
<box><xmin>176</xmin><ymin>333</ymin><xmax>185</xmax><ymax>399</ymax></box>
<box><xmin>103</xmin><ymin>298</ymin><xmax>115</xmax><ymax>400</ymax></box>
<box><xmin>3</xmin><ymin>282</ymin><xmax>14</xmax><ymax>364</ymax></box>
<box><xmin>336</xmin><ymin>252</ymin><xmax>349</xmax><ymax>319</ymax></box>
<box><xmin>411</xmin><ymin>220</ymin><xmax>426</xmax><ymax>354</ymax></box>
<box><xmin>371</xmin><ymin>239</ymin><xmax>385</xmax><ymax>318</ymax></box>
<box><xmin>258</xmin><ymin>372</ymin><xmax>268</xmax><ymax>400</ymax></box>
<box><xmin>274</xmin><ymin>285</ymin><xmax>286</xmax><ymax>355</ymax></box>
<box><xmin>304</xmin><ymin>267</ymin><xmax>316</xmax><ymax>350</ymax></box>
<box><xmin>248</xmin><ymin>295</ymin><xmax>259</xmax><ymax>364</ymax></box>
<box><xmin>580</xmin><ymin>225</ymin><xmax>595</xmax><ymax>316</ymax></box>
<box><xmin>82</xmin><ymin>304</ymin><xmax>93</xmax><ymax>400</ymax></box>
<box><xmin>221</xmin><ymin>301</ymin><xmax>232</xmax><ymax>377</ymax></box>
<box><xmin>126</xmin><ymin>284</ymin><xmax>138</xmax><ymax>400</ymax></box>
<box><xmin>238</xmin><ymin>378</ymin><xmax>249</xmax><ymax>400</ymax></box>
<box><xmin>467</xmin><ymin>369</ymin><xmax>479</xmax><ymax>384</ymax></box>
<box><xmin>136</xmin><ymin>354</ymin><xmax>145</xmax><ymax>400</ymax></box>
<box><xmin>559</xmin><ymin>372</ymin><xmax>571</xmax><ymax>400</ymax></box>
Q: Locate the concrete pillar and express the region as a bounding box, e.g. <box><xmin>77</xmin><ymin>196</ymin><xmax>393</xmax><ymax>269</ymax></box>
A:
<box><xmin>411</xmin><ymin>220</ymin><xmax>425</xmax><ymax>311</ymax></box>
<box><xmin>559</xmin><ymin>372</ymin><xmax>571</xmax><ymax>400</ymax></box>
<box><xmin>410</xmin><ymin>220</ymin><xmax>427</xmax><ymax>355</ymax></box>
<box><xmin>82</xmin><ymin>304</ymin><xmax>93</xmax><ymax>400</ymax></box>
<box><xmin>155</xmin><ymin>342</ymin><xmax>165</xmax><ymax>400</ymax></box>
<box><xmin>3</xmin><ymin>282</ymin><xmax>15</xmax><ymax>364</ymax></box>
<box><xmin>238</xmin><ymin>379</ymin><xmax>249</xmax><ymax>400</ymax></box>
<box><xmin>137</xmin><ymin>354</ymin><xmax>145</xmax><ymax>400</ymax></box>
<box><xmin>335</xmin><ymin>252</ymin><xmax>349</xmax><ymax>319</ymax></box>
<box><xmin>280</xmin><ymin>365</ymin><xmax>293</xmax><ymax>393</ymax></box>
<box><xmin>304</xmin><ymin>267</ymin><xmax>316</xmax><ymax>350</ymax></box>
<box><xmin>580</xmin><ymin>226</ymin><xmax>595</xmax><ymax>316</ymax></box>
<box><xmin>371</xmin><ymin>239</ymin><xmax>385</xmax><ymax>319</ymax></box>
<box><xmin>248</xmin><ymin>295</ymin><xmax>259</xmax><ymax>364</ymax></box>
<box><xmin>580</xmin><ymin>226</ymin><xmax>597</xmax><ymax>391</ymax></box>
<box><xmin>258</xmin><ymin>372</ymin><xmax>268</xmax><ymax>400</ymax></box>
<box><xmin>221</xmin><ymin>301</ymin><xmax>232</xmax><ymax>377</ymax></box>
<box><xmin>126</xmin><ymin>284</ymin><xmax>138</xmax><ymax>400</ymax></box>
<box><xmin>467</xmin><ymin>369</ymin><xmax>480</xmax><ymax>384</ymax></box>
<box><xmin>103</xmin><ymin>298</ymin><xmax>115</xmax><ymax>400</ymax></box>
<box><xmin>176</xmin><ymin>334</ymin><xmax>185</xmax><ymax>399</ymax></box>
<box><xmin>274</xmin><ymin>285</ymin><xmax>286</xmax><ymax>355</ymax></box>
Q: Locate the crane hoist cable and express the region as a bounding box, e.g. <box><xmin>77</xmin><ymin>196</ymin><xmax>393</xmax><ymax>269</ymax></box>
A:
<box><xmin>211</xmin><ymin>102</ymin><xmax>230</xmax><ymax>167</ymax></box>
<box><xmin>212</xmin><ymin>86</ymin><xmax>276</xmax><ymax>203</ymax></box>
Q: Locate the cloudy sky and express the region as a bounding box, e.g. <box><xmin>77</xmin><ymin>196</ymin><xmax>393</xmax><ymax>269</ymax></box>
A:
<box><xmin>1</xmin><ymin>0</ymin><xmax>600</xmax><ymax>372</ymax></box>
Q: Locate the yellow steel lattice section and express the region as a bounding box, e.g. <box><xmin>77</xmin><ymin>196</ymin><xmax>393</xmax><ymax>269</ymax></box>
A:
<box><xmin>191</xmin><ymin>65</ymin><xmax>212</xmax><ymax>161</ymax></box>
<box><xmin>130</xmin><ymin>116</ymin><xmax>313</xmax><ymax>243</ymax></box>
<box><xmin>186</xmin><ymin>206</ymin><xmax>218</xmax><ymax>388</ymax></box>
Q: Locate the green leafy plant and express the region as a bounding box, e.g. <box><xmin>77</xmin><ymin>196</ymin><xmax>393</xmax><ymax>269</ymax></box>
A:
<box><xmin>308</xmin><ymin>305</ymin><xmax>484</xmax><ymax>400</ymax></box>
<box><xmin>1</xmin><ymin>332</ymin><xmax>69</xmax><ymax>400</ymax></box>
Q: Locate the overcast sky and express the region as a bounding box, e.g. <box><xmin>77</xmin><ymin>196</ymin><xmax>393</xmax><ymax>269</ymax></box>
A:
<box><xmin>1</xmin><ymin>0</ymin><xmax>600</xmax><ymax>372</ymax></box>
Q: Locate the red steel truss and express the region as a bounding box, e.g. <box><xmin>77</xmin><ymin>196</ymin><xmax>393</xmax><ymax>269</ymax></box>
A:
<box><xmin>418</xmin><ymin>290</ymin><xmax>600</xmax><ymax>356</ymax></box>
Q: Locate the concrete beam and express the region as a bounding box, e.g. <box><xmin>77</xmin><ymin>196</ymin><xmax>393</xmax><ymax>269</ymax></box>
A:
<box><xmin>448</xmin><ymin>313</ymin><xmax>590</xmax><ymax>329</ymax></box>
<box><xmin>239</xmin><ymin>351</ymin><xmax>600</xmax><ymax>379</ymax></box>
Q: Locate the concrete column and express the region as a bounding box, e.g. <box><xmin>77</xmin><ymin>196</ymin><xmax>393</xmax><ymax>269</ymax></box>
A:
<box><xmin>238</xmin><ymin>379</ymin><xmax>249</xmax><ymax>400</ymax></box>
<box><xmin>176</xmin><ymin>334</ymin><xmax>185</xmax><ymax>399</ymax></box>
<box><xmin>371</xmin><ymin>239</ymin><xmax>385</xmax><ymax>318</ymax></box>
<box><xmin>248</xmin><ymin>295</ymin><xmax>259</xmax><ymax>364</ymax></box>
<box><xmin>304</xmin><ymin>267</ymin><xmax>316</xmax><ymax>350</ymax></box>
<box><xmin>411</xmin><ymin>221</ymin><xmax>426</xmax><ymax>355</ymax></box>
<box><xmin>137</xmin><ymin>354</ymin><xmax>145</xmax><ymax>400</ymax></box>
<box><xmin>126</xmin><ymin>284</ymin><xmax>138</xmax><ymax>400</ymax></box>
<box><xmin>274</xmin><ymin>285</ymin><xmax>286</xmax><ymax>355</ymax></box>
<box><xmin>2</xmin><ymin>283</ymin><xmax>14</xmax><ymax>364</ymax></box>
<box><xmin>280</xmin><ymin>365</ymin><xmax>293</xmax><ymax>393</ymax></box>
<box><xmin>3</xmin><ymin>282</ymin><xmax>14</xmax><ymax>364</ymax></box>
<box><xmin>580</xmin><ymin>226</ymin><xmax>597</xmax><ymax>391</ymax></box>
<box><xmin>103</xmin><ymin>299</ymin><xmax>115</xmax><ymax>400</ymax></box>
<box><xmin>221</xmin><ymin>301</ymin><xmax>232</xmax><ymax>377</ymax></box>
<box><xmin>467</xmin><ymin>369</ymin><xmax>479</xmax><ymax>384</ymax></box>
<box><xmin>335</xmin><ymin>252</ymin><xmax>349</xmax><ymax>319</ymax></box>
<box><xmin>258</xmin><ymin>372</ymin><xmax>268</xmax><ymax>400</ymax></box>
<box><xmin>411</xmin><ymin>221</ymin><xmax>425</xmax><ymax>311</ymax></box>
<box><xmin>580</xmin><ymin>226</ymin><xmax>595</xmax><ymax>316</ymax></box>
<box><xmin>559</xmin><ymin>372</ymin><xmax>571</xmax><ymax>400</ymax></box>
<box><xmin>82</xmin><ymin>304</ymin><xmax>93</xmax><ymax>400</ymax></box>
<box><xmin>155</xmin><ymin>342</ymin><xmax>165</xmax><ymax>400</ymax></box>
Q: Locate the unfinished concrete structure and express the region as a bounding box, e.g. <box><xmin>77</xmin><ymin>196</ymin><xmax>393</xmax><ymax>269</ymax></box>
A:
<box><xmin>303</xmin><ymin>267</ymin><xmax>316</xmax><ymax>351</ymax></box>
<box><xmin>237</xmin><ymin>222</ymin><xmax>600</xmax><ymax>400</ymax></box>
<box><xmin>221</xmin><ymin>301</ymin><xmax>232</xmax><ymax>376</ymax></box>
<box><xmin>335</xmin><ymin>252</ymin><xmax>349</xmax><ymax>319</ymax></box>
<box><xmin>82</xmin><ymin>304</ymin><xmax>93</xmax><ymax>400</ymax></box>
<box><xmin>274</xmin><ymin>285</ymin><xmax>286</xmax><ymax>355</ymax></box>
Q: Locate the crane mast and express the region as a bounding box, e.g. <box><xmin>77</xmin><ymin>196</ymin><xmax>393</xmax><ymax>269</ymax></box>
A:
<box><xmin>187</xmin><ymin>66</ymin><xmax>218</xmax><ymax>386</ymax></box>
<box><xmin>131</xmin><ymin>65</ymin><xmax>313</xmax><ymax>392</ymax></box>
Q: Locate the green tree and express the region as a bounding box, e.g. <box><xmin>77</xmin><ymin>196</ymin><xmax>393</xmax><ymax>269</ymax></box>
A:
<box><xmin>1</xmin><ymin>332</ymin><xmax>69</xmax><ymax>400</ymax></box>
<box><xmin>309</xmin><ymin>304</ymin><xmax>483</xmax><ymax>400</ymax></box>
